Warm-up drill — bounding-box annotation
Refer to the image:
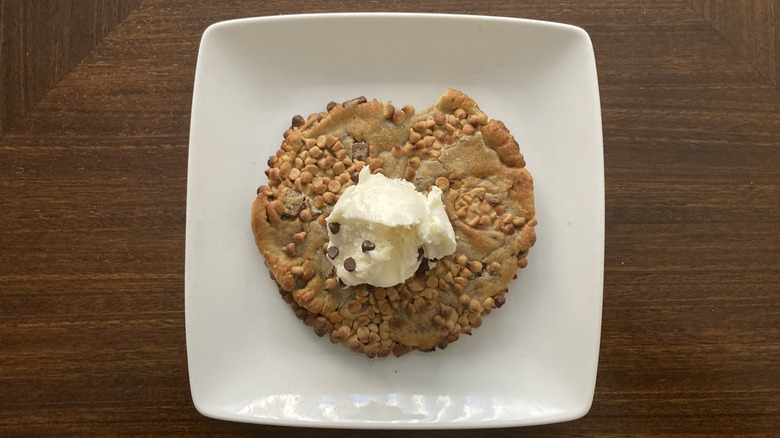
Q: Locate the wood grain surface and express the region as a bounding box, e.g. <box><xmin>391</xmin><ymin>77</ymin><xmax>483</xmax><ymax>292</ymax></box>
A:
<box><xmin>0</xmin><ymin>0</ymin><xmax>140</xmax><ymax>136</ymax></box>
<box><xmin>1</xmin><ymin>0</ymin><xmax>778</xmax><ymax>436</ymax></box>
<box><xmin>690</xmin><ymin>0</ymin><xmax>777</xmax><ymax>85</ymax></box>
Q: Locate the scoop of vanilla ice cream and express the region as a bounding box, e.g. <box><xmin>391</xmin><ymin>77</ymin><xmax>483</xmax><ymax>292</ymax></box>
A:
<box><xmin>325</xmin><ymin>167</ymin><xmax>456</xmax><ymax>287</ymax></box>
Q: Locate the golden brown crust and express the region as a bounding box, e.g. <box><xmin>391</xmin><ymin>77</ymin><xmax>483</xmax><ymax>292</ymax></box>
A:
<box><xmin>251</xmin><ymin>89</ymin><xmax>536</xmax><ymax>357</ymax></box>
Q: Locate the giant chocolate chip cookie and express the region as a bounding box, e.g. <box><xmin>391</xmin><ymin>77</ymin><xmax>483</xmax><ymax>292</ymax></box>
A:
<box><xmin>252</xmin><ymin>89</ymin><xmax>536</xmax><ymax>357</ymax></box>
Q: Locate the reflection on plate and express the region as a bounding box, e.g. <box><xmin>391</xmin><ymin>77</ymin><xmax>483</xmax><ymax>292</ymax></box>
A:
<box><xmin>185</xmin><ymin>12</ymin><xmax>603</xmax><ymax>429</ymax></box>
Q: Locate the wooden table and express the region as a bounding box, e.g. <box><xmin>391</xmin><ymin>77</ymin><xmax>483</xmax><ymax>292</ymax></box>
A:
<box><xmin>2</xmin><ymin>1</ymin><xmax>778</xmax><ymax>436</ymax></box>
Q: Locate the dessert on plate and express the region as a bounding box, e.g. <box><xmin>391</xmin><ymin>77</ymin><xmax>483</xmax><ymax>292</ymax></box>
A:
<box><xmin>252</xmin><ymin>89</ymin><xmax>536</xmax><ymax>357</ymax></box>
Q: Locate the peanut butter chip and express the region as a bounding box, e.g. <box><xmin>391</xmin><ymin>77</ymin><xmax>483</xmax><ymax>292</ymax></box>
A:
<box><xmin>392</xmin><ymin>109</ymin><xmax>406</xmax><ymax>125</ymax></box>
<box><xmin>328</xmin><ymin>179</ymin><xmax>342</xmax><ymax>193</ymax></box>
<box><xmin>344</xmin><ymin>257</ymin><xmax>356</xmax><ymax>272</ymax></box>
<box><xmin>383</xmin><ymin>104</ymin><xmax>395</xmax><ymax>119</ymax></box>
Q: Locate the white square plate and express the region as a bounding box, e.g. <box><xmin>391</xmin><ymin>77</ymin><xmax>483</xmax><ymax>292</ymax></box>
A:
<box><xmin>185</xmin><ymin>13</ymin><xmax>603</xmax><ymax>429</ymax></box>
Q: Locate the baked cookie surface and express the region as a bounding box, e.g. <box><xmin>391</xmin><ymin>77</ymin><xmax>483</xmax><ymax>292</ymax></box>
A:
<box><xmin>252</xmin><ymin>89</ymin><xmax>536</xmax><ymax>357</ymax></box>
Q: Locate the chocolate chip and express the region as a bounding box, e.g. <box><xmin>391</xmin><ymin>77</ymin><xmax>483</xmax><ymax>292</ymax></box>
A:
<box><xmin>416</xmin><ymin>258</ymin><xmax>429</xmax><ymax>275</ymax></box>
<box><xmin>351</xmin><ymin>173</ymin><xmax>359</xmax><ymax>184</ymax></box>
<box><xmin>351</xmin><ymin>142</ymin><xmax>369</xmax><ymax>162</ymax></box>
<box><xmin>344</xmin><ymin>257</ymin><xmax>356</xmax><ymax>272</ymax></box>
<box><xmin>494</xmin><ymin>295</ymin><xmax>506</xmax><ymax>308</ymax></box>
<box><xmin>327</xmin><ymin>246</ymin><xmax>339</xmax><ymax>259</ymax></box>
<box><xmin>326</xmin><ymin>101</ymin><xmax>337</xmax><ymax>111</ymax></box>
<box><xmin>328</xmin><ymin>222</ymin><xmax>340</xmax><ymax>234</ymax></box>
<box><xmin>291</xmin><ymin>115</ymin><xmax>305</xmax><ymax>127</ymax></box>
<box><xmin>362</xmin><ymin>240</ymin><xmax>375</xmax><ymax>252</ymax></box>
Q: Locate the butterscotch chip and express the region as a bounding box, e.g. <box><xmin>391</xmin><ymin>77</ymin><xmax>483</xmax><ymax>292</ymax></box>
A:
<box><xmin>251</xmin><ymin>89</ymin><xmax>536</xmax><ymax>357</ymax></box>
